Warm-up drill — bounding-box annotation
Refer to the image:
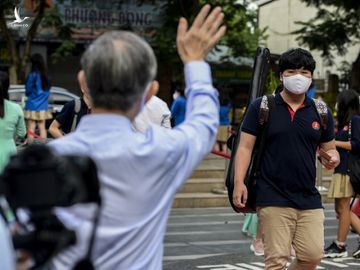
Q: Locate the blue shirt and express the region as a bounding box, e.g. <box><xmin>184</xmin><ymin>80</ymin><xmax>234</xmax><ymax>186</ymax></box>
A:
<box><xmin>49</xmin><ymin>61</ymin><xmax>219</xmax><ymax>270</ymax></box>
<box><xmin>24</xmin><ymin>72</ymin><xmax>50</xmax><ymax>111</ymax></box>
<box><xmin>241</xmin><ymin>93</ymin><xmax>334</xmax><ymax>209</ymax></box>
<box><xmin>171</xmin><ymin>96</ymin><xmax>186</xmax><ymax>126</ymax></box>
<box><xmin>219</xmin><ymin>103</ymin><xmax>231</xmax><ymax>126</ymax></box>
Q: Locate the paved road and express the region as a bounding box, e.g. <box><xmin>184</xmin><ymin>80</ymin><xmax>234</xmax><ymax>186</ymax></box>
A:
<box><xmin>163</xmin><ymin>204</ymin><xmax>360</xmax><ymax>269</ymax></box>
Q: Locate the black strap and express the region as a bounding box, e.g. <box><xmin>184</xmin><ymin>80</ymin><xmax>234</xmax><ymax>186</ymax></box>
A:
<box><xmin>348</xmin><ymin>120</ymin><xmax>359</xmax><ymax>201</ymax></box>
<box><xmin>253</xmin><ymin>95</ymin><xmax>275</xmax><ymax>177</ymax></box>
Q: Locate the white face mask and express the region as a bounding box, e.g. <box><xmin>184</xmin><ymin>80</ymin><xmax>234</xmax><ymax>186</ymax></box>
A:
<box><xmin>173</xmin><ymin>93</ymin><xmax>179</xmax><ymax>100</ymax></box>
<box><xmin>283</xmin><ymin>74</ymin><xmax>312</xmax><ymax>95</ymax></box>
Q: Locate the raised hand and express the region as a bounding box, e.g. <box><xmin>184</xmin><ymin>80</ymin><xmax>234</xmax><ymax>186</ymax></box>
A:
<box><xmin>176</xmin><ymin>5</ymin><xmax>226</xmax><ymax>64</ymax></box>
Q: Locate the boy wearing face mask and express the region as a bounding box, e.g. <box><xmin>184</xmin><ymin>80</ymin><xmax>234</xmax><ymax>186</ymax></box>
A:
<box><xmin>233</xmin><ymin>48</ymin><xmax>340</xmax><ymax>270</ymax></box>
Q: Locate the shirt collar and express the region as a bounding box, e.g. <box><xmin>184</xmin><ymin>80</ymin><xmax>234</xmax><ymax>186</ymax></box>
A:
<box><xmin>76</xmin><ymin>113</ymin><xmax>133</xmax><ymax>132</ymax></box>
<box><xmin>275</xmin><ymin>92</ymin><xmax>313</xmax><ymax>107</ymax></box>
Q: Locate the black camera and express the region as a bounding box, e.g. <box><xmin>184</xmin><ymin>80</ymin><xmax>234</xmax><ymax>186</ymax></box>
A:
<box><xmin>0</xmin><ymin>144</ymin><xmax>102</xmax><ymax>270</ymax></box>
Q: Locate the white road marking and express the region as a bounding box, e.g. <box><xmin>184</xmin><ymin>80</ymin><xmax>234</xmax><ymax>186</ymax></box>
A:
<box><xmin>236</xmin><ymin>263</ymin><xmax>264</xmax><ymax>269</ymax></box>
<box><xmin>197</xmin><ymin>264</ymin><xmax>253</xmax><ymax>270</ymax></box>
<box><xmin>163</xmin><ymin>253</ymin><xmax>226</xmax><ymax>261</ymax></box>
<box><xmin>320</xmin><ymin>260</ymin><xmax>349</xmax><ymax>267</ymax></box>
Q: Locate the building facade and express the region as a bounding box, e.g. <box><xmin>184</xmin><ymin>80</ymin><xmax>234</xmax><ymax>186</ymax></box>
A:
<box><xmin>255</xmin><ymin>0</ymin><xmax>359</xmax><ymax>92</ymax></box>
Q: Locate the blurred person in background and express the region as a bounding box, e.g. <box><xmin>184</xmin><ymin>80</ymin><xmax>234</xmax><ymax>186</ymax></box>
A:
<box><xmin>214</xmin><ymin>88</ymin><xmax>231</xmax><ymax>153</ymax></box>
<box><xmin>133</xmin><ymin>94</ymin><xmax>171</xmax><ymax>133</ymax></box>
<box><xmin>24</xmin><ymin>53</ymin><xmax>52</xmax><ymax>143</ymax></box>
<box><xmin>325</xmin><ymin>89</ymin><xmax>360</xmax><ymax>258</ymax></box>
<box><xmin>0</xmin><ymin>71</ymin><xmax>26</xmax><ymax>173</ymax></box>
<box><xmin>48</xmin><ymin>71</ymin><xmax>91</xmax><ymax>138</ymax></box>
<box><xmin>171</xmin><ymin>88</ymin><xmax>186</xmax><ymax>126</ymax></box>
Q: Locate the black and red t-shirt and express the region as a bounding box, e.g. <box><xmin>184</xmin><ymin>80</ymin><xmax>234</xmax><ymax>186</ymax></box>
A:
<box><xmin>241</xmin><ymin>93</ymin><xmax>334</xmax><ymax>209</ymax></box>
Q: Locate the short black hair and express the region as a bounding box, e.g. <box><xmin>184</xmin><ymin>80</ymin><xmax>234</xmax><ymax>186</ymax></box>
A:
<box><xmin>279</xmin><ymin>48</ymin><xmax>316</xmax><ymax>74</ymax></box>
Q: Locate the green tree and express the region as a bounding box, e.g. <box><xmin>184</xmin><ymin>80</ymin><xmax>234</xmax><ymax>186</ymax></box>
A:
<box><xmin>294</xmin><ymin>0</ymin><xmax>360</xmax><ymax>90</ymax></box>
<box><xmin>154</xmin><ymin>0</ymin><xmax>266</xmax><ymax>80</ymax></box>
<box><xmin>0</xmin><ymin>0</ymin><xmax>48</xmax><ymax>83</ymax></box>
<box><xmin>0</xmin><ymin>0</ymin><xmax>265</xmax><ymax>84</ymax></box>
<box><xmin>0</xmin><ymin>0</ymin><xmax>73</xmax><ymax>83</ymax></box>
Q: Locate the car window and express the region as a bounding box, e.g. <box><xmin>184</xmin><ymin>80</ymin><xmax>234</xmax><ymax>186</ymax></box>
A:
<box><xmin>8</xmin><ymin>91</ymin><xmax>23</xmax><ymax>103</ymax></box>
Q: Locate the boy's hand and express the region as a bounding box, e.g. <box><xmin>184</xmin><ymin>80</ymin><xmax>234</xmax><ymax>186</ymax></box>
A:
<box><xmin>233</xmin><ymin>182</ymin><xmax>248</xmax><ymax>208</ymax></box>
<box><xmin>176</xmin><ymin>5</ymin><xmax>226</xmax><ymax>64</ymax></box>
<box><xmin>320</xmin><ymin>149</ymin><xmax>340</xmax><ymax>170</ymax></box>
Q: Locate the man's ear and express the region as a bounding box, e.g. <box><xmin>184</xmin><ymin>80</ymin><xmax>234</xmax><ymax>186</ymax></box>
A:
<box><xmin>145</xmin><ymin>80</ymin><xmax>159</xmax><ymax>103</ymax></box>
<box><xmin>279</xmin><ymin>72</ymin><xmax>283</xmax><ymax>82</ymax></box>
<box><xmin>77</xmin><ymin>70</ymin><xmax>89</xmax><ymax>95</ymax></box>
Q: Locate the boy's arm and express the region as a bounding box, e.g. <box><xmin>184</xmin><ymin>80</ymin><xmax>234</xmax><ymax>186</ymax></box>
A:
<box><xmin>48</xmin><ymin>100</ymin><xmax>74</xmax><ymax>138</ymax></box>
<box><xmin>48</xmin><ymin>119</ymin><xmax>64</xmax><ymax>138</ymax></box>
<box><xmin>233</xmin><ymin>132</ymin><xmax>257</xmax><ymax>208</ymax></box>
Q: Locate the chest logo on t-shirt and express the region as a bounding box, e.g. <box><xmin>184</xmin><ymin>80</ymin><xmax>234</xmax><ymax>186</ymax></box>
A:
<box><xmin>312</xmin><ymin>121</ymin><xmax>320</xmax><ymax>130</ymax></box>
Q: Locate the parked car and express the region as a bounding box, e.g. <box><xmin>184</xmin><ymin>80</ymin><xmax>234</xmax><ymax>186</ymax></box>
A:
<box><xmin>9</xmin><ymin>85</ymin><xmax>79</xmax><ymax>113</ymax></box>
<box><xmin>9</xmin><ymin>85</ymin><xmax>80</xmax><ymax>129</ymax></box>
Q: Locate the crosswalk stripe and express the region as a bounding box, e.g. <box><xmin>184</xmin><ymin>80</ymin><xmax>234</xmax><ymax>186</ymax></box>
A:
<box><xmin>195</xmin><ymin>262</ymin><xmax>330</xmax><ymax>269</ymax></box>
<box><xmin>196</xmin><ymin>264</ymin><xmax>245</xmax><ymax>269</ymax></box>
<box><xmin>250</xmin><ymin>262</ymin><xmax>265</xmax><ymax>267</ymax></box>
<box><xmin>320</xmin><ymin>260</ymin><xmax>349</xmax><ymax>267</ymax></box>
<box><xmin>165</xmin><ymin>226</ymin><xmax>339</xmax><ymax>236</ymax></box>
<box><xmin>166</xmin><ymin>229</ymin><xmax>241</xmax><ymax>236</ymax></box>
<box><xmin>164</xmin><ymin>234</ymin><xmax>358</xmax><ymax>248</ymax></box>
<box><xmin>163</xmin><ymin>253</ymin><xmax>226</xmax><ymax>261</ymax></box>
<box><xmin>236</xmin><ymin>263</ymin><xmax>264</xmax><ymax>270</ymax></box>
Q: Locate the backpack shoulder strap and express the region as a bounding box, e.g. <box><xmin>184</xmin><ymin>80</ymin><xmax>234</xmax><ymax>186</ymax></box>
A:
<box><xmin>312</xmin><ymin>98</ymin><xmax>328</xmax><ymax>130</ymax></box>
<box><xmin>259</xmin><ymin>95</ymin><xmax>275</xmax><ymax>125</ymax></box>
<box><xmin>252</xmin><ymin>95</ymin><xmax>275</xmax><ymax>177</ymax></box>
<box><xmin>74</xmin><ymin>98</ymin><xmax>81</xmax><ymax>114</ymax></box>
<box><xmin>70</xmin><ymin>98</ymin><xmax>81</xmax><ymax>132</ymax></box>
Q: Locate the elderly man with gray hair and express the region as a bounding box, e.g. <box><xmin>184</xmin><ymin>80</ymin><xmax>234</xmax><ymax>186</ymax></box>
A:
<box><xmin>49</xmin><ymin>5</ymin><xmax>225</xmax><ymax>270</ymax></box>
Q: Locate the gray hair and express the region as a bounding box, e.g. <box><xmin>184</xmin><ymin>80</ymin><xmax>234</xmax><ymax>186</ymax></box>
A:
<box><xmin>81</xmin><ymin>31</ymin><xmax>157</xmax><ymax>111</ymax></box>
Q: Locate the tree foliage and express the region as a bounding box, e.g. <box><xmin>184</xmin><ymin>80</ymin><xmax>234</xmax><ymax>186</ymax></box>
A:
<box><xmin>0</xmin><ymin>0</ymin><xmax>265</xmax><ymax>83</ymax></box>
<box><xmin>295</xmin><ymin>0</ymin><xmax>360</xmax><ymax>89</ymax></box>
<box><xmin>154</xmin><ymin>0</ymin><xmax>266</xmax><ymax>79</ymax></box>
<box><xmin>0</xmin><ymin>0</ymin><xmax>49</xmax><ymax>83</ymax></box>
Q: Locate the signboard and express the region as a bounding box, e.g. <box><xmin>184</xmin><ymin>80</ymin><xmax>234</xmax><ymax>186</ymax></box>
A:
<box><xmin>10</xmin><ymin>0</ymin><xmax>165</xmax><ymax>40</ymax></box>
<box><xmin>59</xmin><ymin>0</ymin><xmax>163</xmax><ymax>28</ymax></box>
<box><xmin>56</xmin><ymin>0</ymin><xmax>164</xmax><ymax>40</ymax></box>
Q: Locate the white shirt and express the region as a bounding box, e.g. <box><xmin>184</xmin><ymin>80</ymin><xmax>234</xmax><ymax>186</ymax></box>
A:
<box><xmin>49</xmin><ymin>61</ymin><xmax>219</xmax><ymax>270</ymax></box>
<box><xmin>133</xmin><ymin>96</ymin><xmax>171</xmax><ymax>133</ymax></box>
